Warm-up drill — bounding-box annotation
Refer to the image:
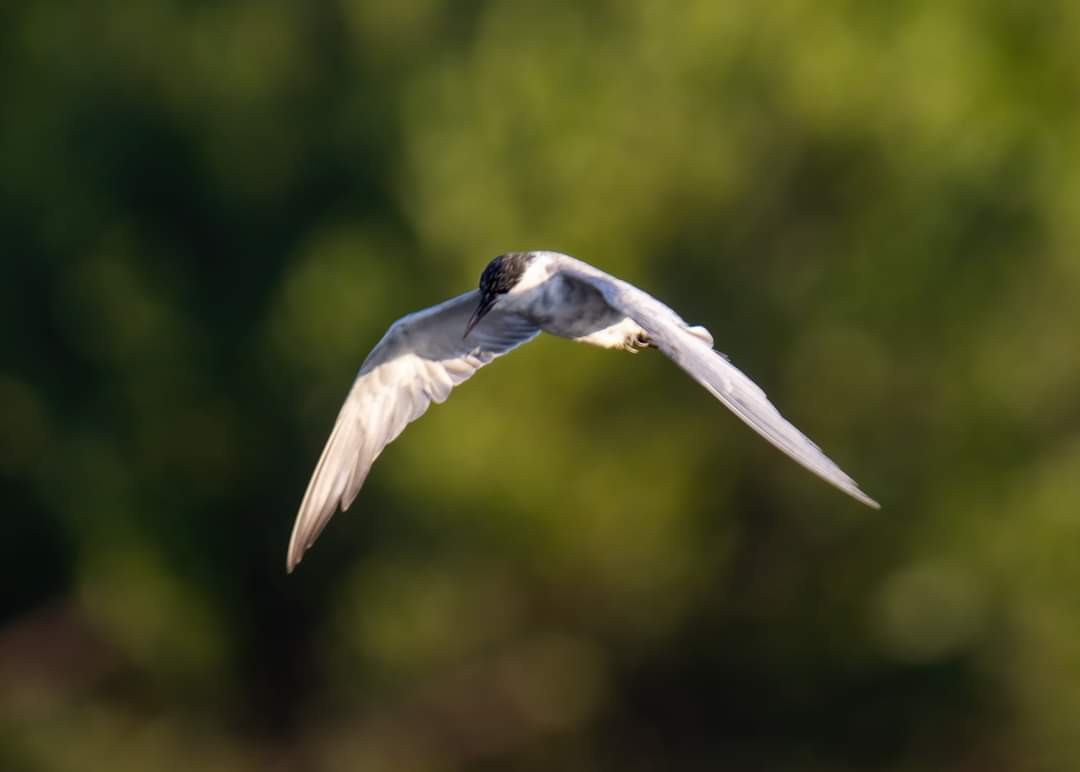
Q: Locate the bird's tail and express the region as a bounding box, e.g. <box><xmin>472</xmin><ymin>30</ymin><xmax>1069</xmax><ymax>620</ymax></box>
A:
<box><xmin>687</xmin><ymin>325</ymin><xmax>714</xmax><ymax>347</ymax></box>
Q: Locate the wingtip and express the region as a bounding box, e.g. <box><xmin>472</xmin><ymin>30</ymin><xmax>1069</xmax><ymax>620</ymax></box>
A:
<box><xmin>285</xmin><ymin>546</ymin><xmax>303</xmax><ymax>574</ymax></box>
<box><xmin>854</xmin><ymin>489</ymin><xmax>881</xmax><ymax>510</ymax></box>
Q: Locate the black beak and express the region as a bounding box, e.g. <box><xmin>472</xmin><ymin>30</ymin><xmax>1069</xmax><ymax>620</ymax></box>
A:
<box><xmin>464</xmin><ymin>294</ymin><xmax>495</xmax><ymax>339</ymax></box>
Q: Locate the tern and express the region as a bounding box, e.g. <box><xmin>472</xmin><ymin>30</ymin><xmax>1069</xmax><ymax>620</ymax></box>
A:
<box><xmin>287</xmin><ymin>251</ymin><xmax>879</xmax><ymax>571</ymax></box>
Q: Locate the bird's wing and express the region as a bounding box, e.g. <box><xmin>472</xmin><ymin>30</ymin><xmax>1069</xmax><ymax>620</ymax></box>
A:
<box><xmin>556</xmin><ymin>257</ymin><xmax>879</xmax><ymax>509</ymax></box>
<box><xmin>287</xmin><ymin>290</ymin><xmax>540</xmax><ymax>571</ymax></box>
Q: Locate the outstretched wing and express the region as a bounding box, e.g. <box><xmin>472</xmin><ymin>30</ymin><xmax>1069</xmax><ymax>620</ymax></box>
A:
<box><xmin>287</xmin><ymin>291</ymin><xmax>540</xmax><ymax>571</ymax></box>
<box><xmin>557</xmin><ymin>257</ymin><xmax>879</xmax><ymax>509</ymax></box>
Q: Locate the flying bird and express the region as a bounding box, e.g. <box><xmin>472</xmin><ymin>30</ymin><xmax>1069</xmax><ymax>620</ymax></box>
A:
<box><xmin>287</xmin><ymin>251</ymin><xmax>879</xmax><ymax>572</ymax></box>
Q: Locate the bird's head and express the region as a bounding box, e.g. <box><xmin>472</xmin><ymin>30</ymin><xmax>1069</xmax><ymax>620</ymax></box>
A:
<box><xmin>465</xmin><ymin>252</ymin><xmax>534</xmax><ymax>338</ymax></box>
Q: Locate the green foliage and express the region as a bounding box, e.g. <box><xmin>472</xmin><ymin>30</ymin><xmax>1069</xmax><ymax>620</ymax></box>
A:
<box><xmin>3</xmin><ymin>1</ymin><xmax>1079</xmax><ymax>769</ymax></box>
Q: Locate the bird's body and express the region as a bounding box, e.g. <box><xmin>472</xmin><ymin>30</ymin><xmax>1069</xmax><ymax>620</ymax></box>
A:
<box><xmin>287</xmin><ymin>251</ymin><xmax>878</xmax><ymax>572</ymax></box>
<box><xmin>502</xmin><ymin>263</ymin><xmax>642</xmax><ymax>346</ymax></box>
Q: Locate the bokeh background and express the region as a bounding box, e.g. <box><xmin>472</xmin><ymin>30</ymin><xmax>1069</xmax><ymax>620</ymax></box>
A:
<box><xmin>4</xmin><ymin>1</ymin><xmax>1079</xmax><ymax>770</ymax></box>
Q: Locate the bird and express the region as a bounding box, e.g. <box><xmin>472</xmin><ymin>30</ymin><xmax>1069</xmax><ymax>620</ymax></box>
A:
<box><xmin>287</xmin><ymin>251</ymin><xmax>879</xmax><ymax>572</ymax></box>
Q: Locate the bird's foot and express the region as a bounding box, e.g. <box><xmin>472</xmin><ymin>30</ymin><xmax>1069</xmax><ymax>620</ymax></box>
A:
<box><xmin>624</xmin><ymin>331</ymin><xmax>654</xmax><ymax>353</ymax></box>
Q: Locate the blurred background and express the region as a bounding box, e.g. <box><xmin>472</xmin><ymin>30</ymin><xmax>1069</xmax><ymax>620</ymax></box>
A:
<box><xmin>3</xmin><ymin>1</ymin><xmax>1079</xmax><ymax>770</ymax></box>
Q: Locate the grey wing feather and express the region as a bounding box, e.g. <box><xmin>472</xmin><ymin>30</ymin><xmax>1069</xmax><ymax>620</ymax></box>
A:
<box><xmin>558</xmin><ymin>258</ymin><xmax>879</xmax><ymax>509</ymax></box>
<box><xmin>287</xmin><ymin>291</ymin><xmax>540</xmax><ymax>572</ymax></box>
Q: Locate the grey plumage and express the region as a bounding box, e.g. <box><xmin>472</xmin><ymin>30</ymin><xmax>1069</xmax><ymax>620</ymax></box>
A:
<box><xmin>287</xmin><ymin>251</ymin><xmax>878</xmax><ymax>572</ymax></box>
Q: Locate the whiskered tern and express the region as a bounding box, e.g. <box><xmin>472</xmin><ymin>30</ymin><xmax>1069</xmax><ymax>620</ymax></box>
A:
<box><xmin>287</xmin><ymin>251</ymin><xmax>879</xmax><ymax>572</ymax></box>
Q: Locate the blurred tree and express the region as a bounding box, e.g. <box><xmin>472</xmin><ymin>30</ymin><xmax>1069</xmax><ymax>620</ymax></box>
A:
<box><xmin>2</xmin><ymin>1</ymin><xmax>1079</xmax><ymax>770</ymax></box>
